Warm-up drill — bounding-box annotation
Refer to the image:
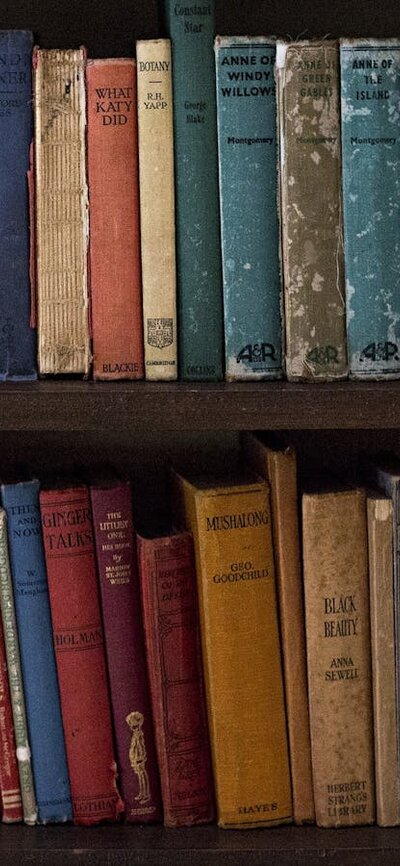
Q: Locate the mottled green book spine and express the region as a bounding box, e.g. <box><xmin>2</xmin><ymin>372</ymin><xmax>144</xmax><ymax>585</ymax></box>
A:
<box><xmin>0</xmin><ymin>510</ymin><xmax>37</xmax><ymax>824</ymax></box>
<box><xmin>163</xmin><ymin>0</ymin><xmax>223</xmax><ymax>381</ymax></box>
<box><xmin>277</xmin><ymin>40</ymin><xmax>347</xmax><ymax>381</ymax></box>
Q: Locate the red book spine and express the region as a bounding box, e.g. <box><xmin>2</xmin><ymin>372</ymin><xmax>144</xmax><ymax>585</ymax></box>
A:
<box><xmin>137</xmin><ymin>531</ymin><xmax>214</xmax><ymax>827</ymax></box>
<box><xmin>87</xmin><ymin>58</ymin><xmax>144</xmax><ymax>380</ymax></box>
<box><xmin>0</xmin><ymin>617</ymin><xmax>22</xmax><ymax>822</ymax></box>
<box><xmin>90</xmin><ymin>482</ymin><xmax>162</xmax><ymax>823</ymax></box>
<box><xmin>39</xmin><ymin>486</ymin><xmax>124</xmax><ymax>825</ymax></box>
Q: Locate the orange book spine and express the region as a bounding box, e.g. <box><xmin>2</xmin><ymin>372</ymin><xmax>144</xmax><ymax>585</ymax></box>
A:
<box><xmin>87</xmin><ymin>59</ymin><xmax>144</xmax><ymax>380</ymax></box>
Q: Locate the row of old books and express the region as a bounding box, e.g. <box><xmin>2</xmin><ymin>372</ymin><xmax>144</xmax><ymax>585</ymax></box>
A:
<box><xmin>1</xmin><ymin>17</ymin><xmax>399</xmax><ymax>383</ymax></box>
<box><xmin>0</xmin><ymin>435</ymin><xmax>400</xmax><ymax>828</ymax></box>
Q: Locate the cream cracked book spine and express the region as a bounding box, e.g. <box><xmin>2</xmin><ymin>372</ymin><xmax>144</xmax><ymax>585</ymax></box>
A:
<box><xmin>34</xmin><ymin>48</ymin><xmax>90</xmax><ymax>375</ymax></box>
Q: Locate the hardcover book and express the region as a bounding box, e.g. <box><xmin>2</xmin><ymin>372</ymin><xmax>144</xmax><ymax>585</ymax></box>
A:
<box><xmin>137</xmin><ymin>529</ymin><xmax>214</xmax><ymax>827</ymax></box>
<box><xmin>136</xmin><ymin>40</ymin><xmax>177</xmax><ymax>381</ymax></box>
<box><xmin>215</xmin><ymin>37</ymin><xmax>282</xmax><ymax>380</ymax></box>
<box><xmin>367</xmin><ymin>492</ymin><xmax>400</xmax><ymax>826</ymax></box>
<box><xmin>0</xmin><ymin>510</ymin><xmax>36</xmax><ymax>825</ymax></box>
<box><xmin>1</xmin><ymin>481</ymin><xmax>72</xmax><ymax>824</ymax></box>
<box><xmin>163</xmin><ymin>0</ymin><xmax>223</xmax><ymax>381</ymax></box>
<box><xmin>276</xmin><ymin>40</ymin><xmax>347</xmax><ymax>381</ymax></box>
<box><xmin>302</xmin><ymin>485</ymin><xmax>375</xmax><ymax>827</ymax></box>
<box><xmin>173</xmin><ymin>470</ymin><xmax>292</xmax><ymax>828</ymax></box>
<box><xmin>40</xmin><ymin>485</ymin><xmax>123</xmax><ymax>825</ymax></box>
<box><xmin>87</xmin><ymin>58</ymin><xmax>144</xmax><ymax>380</ymax></box>
<box><xmin>34</xmin><ymin>48</ymin><xmax>90</xmax><ymax>375</ymax></box>
<box><xmin>0</xmin><ymin>615</ymin><xmax>22</xmax><ymax>822</ymax></box>
<box><xmin>90</xmin><ymin>480</ymin><xmax>162</xmax><ymax>823</ymax></box>
<box><xmin>0</xmin><ymin>30</ymin><xmax>36</xmax><ymax>380</ymax></box>
<box><xmin>241</xmin><ymin>433</ymin><xmax>314</xmax><ymax>824</ymax></box>
<box><xmin>340</xmin><ymin>39</ymin><xmax>400</xmax><ymax>378</ymax></box>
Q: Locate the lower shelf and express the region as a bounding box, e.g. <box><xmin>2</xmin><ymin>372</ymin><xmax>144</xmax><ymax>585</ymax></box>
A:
<box><xmin>1</xmin><ymin>823</ymin><xmax>399</xmax><ymax>865</ymax></box>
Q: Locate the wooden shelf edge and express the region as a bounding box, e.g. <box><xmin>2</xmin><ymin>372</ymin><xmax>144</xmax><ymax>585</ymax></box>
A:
<box><xmin>1</xmin><ymin>824</ymin><xmax>400</xmax><ymax>866</ymax></box>
<box><xmin>0</xmin><ymin>380</ymin><xmax>398</xmax><ymax>430</ymax></box>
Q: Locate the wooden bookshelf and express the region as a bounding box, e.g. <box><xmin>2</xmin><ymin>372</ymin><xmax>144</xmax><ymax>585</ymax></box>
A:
<box><xmin>0</xmin><ymin>380</ymin><xmax>399</xmax><ymax>431</ymax></box>
<box><xmin>0</xmin><ymin>0</ymin><xmax>399</xmax><ymax>863</ymax></box>
<box><xmin>1</xmin><ymin>823</ymin><xmax>399</xmax><ymax>866</ymax></box>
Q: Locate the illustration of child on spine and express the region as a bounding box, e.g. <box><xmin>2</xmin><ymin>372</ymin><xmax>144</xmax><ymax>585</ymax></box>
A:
<box><xmin>126</xmin><ymin>710</ymin><xmax>151</xmax><ymax>803</ymax></box>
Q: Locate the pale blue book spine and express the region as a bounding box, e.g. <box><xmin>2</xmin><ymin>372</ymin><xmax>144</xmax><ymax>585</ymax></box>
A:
<box><xmin>341</xmin><ymin>40</ymin><xmax>400</xmax><ymax>377</ymax></box>
<box><xmin>1</xmin><ymin>481</ymin><xmax>72</xmax><ymax>824</ymax></box>
<box><xmin>163</xmin><ymin>0</ymin><xmax>223</xmax><ymax>381</ymax></box>
<box><xmin>215</xmin><ymin>37</ymin><xmax>282</xmax><ymax>380</ymax></box>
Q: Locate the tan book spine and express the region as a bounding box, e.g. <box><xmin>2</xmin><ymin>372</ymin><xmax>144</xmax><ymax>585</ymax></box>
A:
<box><xmin>276</xmin><ymin>40</ymin><xmax>347</xmax><ymax>381</ymax></box>
<box><xmin>302</xmin><ymin>487</ymin><xmax>375</xmax><ymax>827</ymax></box>
<box><xmin>136</xmin><ymin>39</ymin><xmax>177</xmax><ymax>381</ymax></box>
<box><xmin>34</xmin><ymin>48</ymin><xmax>90</xmax><ymax>375</ymax></box>
<box><xmin>241</xmin><ymin>433</ymin><xmax>314</xmax><ymax>824</ymax></box>
<box><xmin>367</xmin><ymin>495</ymin><xmax>400</xmax><ymax>826</ymax></box>
<box><xmin>174</xmin><ymin>472</ymin><xmax>292</xmax><ymax>828</ymax></box>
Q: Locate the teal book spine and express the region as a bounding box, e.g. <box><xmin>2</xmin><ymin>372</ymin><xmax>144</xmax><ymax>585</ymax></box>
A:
<box><xmin>163</xmin><ymin>0</ymin><xmax>223</xmax><ymax>381</ymax></box>
<box><xmin>1</xmin><ymin>481</ymin><xmax>72</xmax><ymax>824</ymax></box>
<box><xmin>0</xmin><ymin>510</ymin><xmax>37</xmax><ymax>825</ymax></box>
<box><xmin>215</xmin><ymin>37</ymin><xmax>282</xmax><ymax>380</ymax></box>
<box><xmin>340</xmin><ymin>39</ymin><xmax>400</xmax><ymax>378</ymax></box>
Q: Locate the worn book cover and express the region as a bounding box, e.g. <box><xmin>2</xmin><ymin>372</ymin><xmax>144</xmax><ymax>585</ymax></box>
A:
<box><xmin>0</xmin><ymin>615</ymin><xmax>22</xmax><ymax>822</ymax></box>
<box><xmin>1</xmin><ymin>481</ymin><xmax>72</xmax><ymax>824</ymax></box>
<box><xmin>367</xmin><ymin>493</ymin><xmax>400</xmax><ymax>826</ymax></box>
<box><xmin>173</xmin><ymin>470</ymin><xmax>292</xmax><ymax>828</ymax></box>
<box><xmin>302</xmin><ymin>486</ymin><xmax>375</xmax><ymax>826</ymax></box>
<box><xmin>277</xmin><ymin>40</ymin><xmax>347</xmax><ymax>381</ymax></box>
<box><xmin>136</xmin><ymin>40</ymin><xmax>177</xmax><ymax>381</ymax></box>
<box><xmin>162</xmin><ymin>0</ymin><xmax>223</xmax><ymax>381</ymax></box>
<box><xmin>215</xmin><ymin>37</ymin><xmax>282</xmax><ymax>380</ymax></box>
<box><xmin>0</xmin><ymin>31</ymin><xmax>36</xmax><ymax>380</ymax></box>
<box><xmin>34</xmin><ymin>48</ymin><xmax>90</xmax><ymax>375</ymax></box>
<box><xmin>340</xmin><ymin>40</ymin><xmax>400</xmax><ymax>378</ymax></box>
<box><xmin>0</xmin><ymin>510</ymin><xmax>36</xmax><ymax>825</ymax></box>
<box><xmin>40</xmin><ymin>486</ymin><xmax>123</xmax><ymax>825</ymax></box>
<box><xmin>90</xmin><ymin>480</ymin><xmax>162</xmax><ymax>823</ymax></box>
<box><xmin>137</xmin><ymin>529</ymin><xmax>214</xmax><ymax>827</ymax></box>
<box><xmin>87</xmin><ymin>58</ymin><xmax>144</xmax><ymax>380</ymax></box>
<box><xmin>241</xmin><ymin>433</ymin><xmax>314</xmax><ymax>824</ymax></box>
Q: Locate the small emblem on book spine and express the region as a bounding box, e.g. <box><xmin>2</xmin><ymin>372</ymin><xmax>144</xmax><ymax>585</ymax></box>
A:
<box><xmin>126</xmin><ymin>711</ymin><xmax>151</xmax><ymax>803</ymax></box>
<box><xmin>147</xmin><ymin>318</ymin><xmax>173</xmax><ymax>349</ymax></box>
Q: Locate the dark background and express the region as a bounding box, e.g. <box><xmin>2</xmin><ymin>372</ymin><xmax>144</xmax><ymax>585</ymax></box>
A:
<box><xmin>0</xmin><ymin>0</ymin><xmax>398</xmax><ymax>57</ymax></box>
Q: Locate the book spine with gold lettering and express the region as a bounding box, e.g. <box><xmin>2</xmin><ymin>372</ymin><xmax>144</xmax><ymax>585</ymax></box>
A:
<box><xmin>367</xmin><ymin>493</ymin><xmax>400</xmax><ymax>826</ymax></box>
<box><xmin>40</xmin><ymin>486</ymin><xmax>123</xmax><ymax>825</ymax></box>
<box><xmin>87</xmin><ymin>58</ymin><xmax>144</xmax><ymax>381</ymax></box>
<box><xmin>173</xmin><ymin>471</ymin><xmax>292</xmax><ymax>828</ymax></box>
<box><xmin>34</xmin><ymin>48</ymin><xmax>90</xmax><ymax>375</ymax></box>
<box><xmin>241</xmin><ymin>433</ymin><xmax>314</xmax><ymax>824</ymax></box>
<box><xmin>276</xmin><ymin>40</ymin><xmax>347</xmax><ymax>381</ymax></box>
<box><xmin>302</xmin><ymin>486</ymin><xmax>375</xmax><ymax>827</ymax></box>
<box><xmin>90</xmin><ymin>481</ymin><xmax>162</xmax><ymax>823</ymax></box>
<box><xmin>136</xmin><ymin>39</ymin><xmax>177</xmax><ymax>381</ymax></box>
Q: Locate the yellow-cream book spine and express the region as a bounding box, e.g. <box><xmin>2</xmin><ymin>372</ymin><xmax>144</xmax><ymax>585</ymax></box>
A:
<box><xmin>136</xmin><ymin>39</ymin><xmax>177</xmax><ymax>381</ymax></box>
<box><xmin>174</xmin><ymin>471</ymin><xmax>292</xmax><ymax>828</ymax></box>
<box><xmin>302</xmin><ymin>487</ymin><xmax>375</xmax><ymax>827</ymax></box>
<box><xmin>241</xmin><ymin>433</ymin><xmax>314</xmax><ymax>824</ymax></box>
<box><xmin>367</xmin><ymin>494</ymin><xmax>400</xmax><ymax>826</ymax></box>
<box><xmin>34</xmin><ymin>48</ymin><xmax>90</xmax><ymax>375</ymax></box>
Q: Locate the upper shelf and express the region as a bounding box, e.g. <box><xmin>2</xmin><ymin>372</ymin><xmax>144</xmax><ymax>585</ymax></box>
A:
<box><xmin>0</xmin><ymin>380</ymin><xmax>398</xmax><ymax>431</ymax></box>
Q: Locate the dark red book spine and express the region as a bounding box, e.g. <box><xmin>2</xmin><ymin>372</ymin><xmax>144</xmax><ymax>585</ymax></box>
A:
<box><xmin>90</xmin><ymin>482</ymin><xmax>162</xmax><ymax>823</ymax></box>
<box><xmin>39</xmin><ymin>486</ymin><xmax>124</xmax><ymax>825</ymax></box>
<box><xmin>137</xmin><ymin>531</ymin><xmax>214</xmax><ymax>827</ymax></box>
<box><xmin>0</xmin><ymin>617</ymin><xmax>22</xmax><ymax>822</ymax></box>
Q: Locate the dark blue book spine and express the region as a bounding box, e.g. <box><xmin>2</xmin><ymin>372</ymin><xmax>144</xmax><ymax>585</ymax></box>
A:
<box><xmin>0</xmin><ymin>31</ymin><xmax>36</xmax><ymax>379</ymax></box>
<box><xmin>1</xmin><ymin>481</ymin><xmax>72</xmax><ymax>823</ymax></box>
